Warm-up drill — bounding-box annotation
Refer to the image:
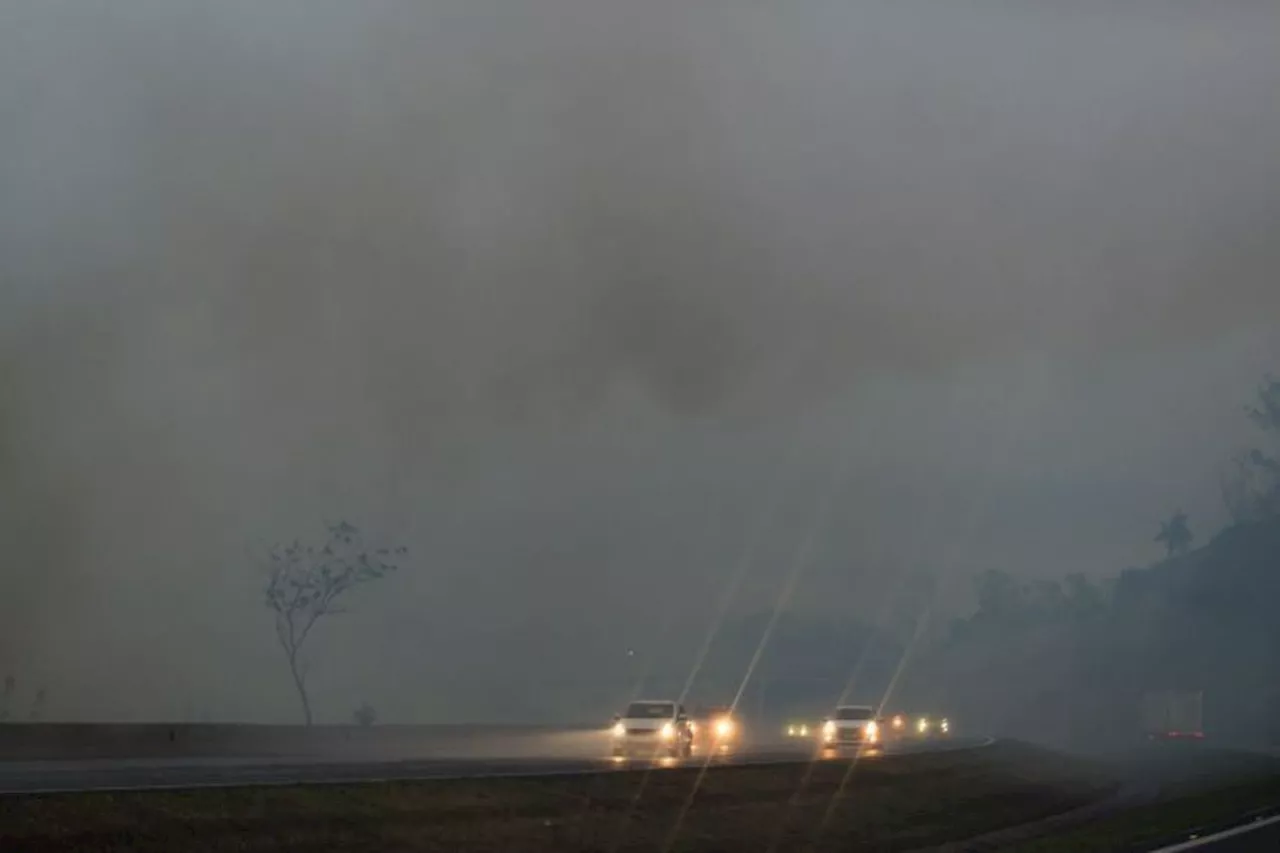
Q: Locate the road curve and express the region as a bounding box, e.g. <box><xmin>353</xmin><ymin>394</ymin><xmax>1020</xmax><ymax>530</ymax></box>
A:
<box><xmin>0</xmin><ymin>735</ymin><xmax>992</xmax><ymax>796</ymax></box>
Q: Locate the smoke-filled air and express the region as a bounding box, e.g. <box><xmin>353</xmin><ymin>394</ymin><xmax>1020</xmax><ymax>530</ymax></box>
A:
<box><xmin>2</xmin><ymin>1</ymin><xmax>1279</xmax><ymax>740</ymax></box>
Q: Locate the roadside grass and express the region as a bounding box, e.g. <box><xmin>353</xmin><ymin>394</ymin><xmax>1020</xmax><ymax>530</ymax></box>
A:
<box><xmin>1019</xmin><ymin>773</ymin><xmax>1280</xmax><ymax>853</ymax></box>
<box><xmin>0</xmin><ymin>742</ymin><xmax>1112</xmax><ymax>852</ymax></box>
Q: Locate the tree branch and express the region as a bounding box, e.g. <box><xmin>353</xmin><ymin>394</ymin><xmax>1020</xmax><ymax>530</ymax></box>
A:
<box><xmin>261</xmin><ymin>522</ymin><xmax>406</xmax><ymax>724</ymax></box>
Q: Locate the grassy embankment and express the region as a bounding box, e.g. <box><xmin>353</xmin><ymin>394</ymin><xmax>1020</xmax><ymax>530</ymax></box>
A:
<box><xmin>1021</xmin><ymin>770</ymin><xmax>1280</xmax><ymax>852</ymax></box>
<box><xmin>0</xmin><ymin>742</ymin><xmax>1112</xmax><ymax>852</ymax></box>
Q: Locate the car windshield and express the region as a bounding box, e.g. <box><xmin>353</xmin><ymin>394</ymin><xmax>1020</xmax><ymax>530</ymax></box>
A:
<box><xmin>835</xmin><ymin>707</ymin><xmax>874</xmax><ymax>721</ymax></box>
<box><xmin>626</xmin><ymin>702</ymin><xmax>675</xmax><ymax>719</ymax></box>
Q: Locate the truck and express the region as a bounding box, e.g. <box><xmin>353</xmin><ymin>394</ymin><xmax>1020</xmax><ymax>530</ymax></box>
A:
<box><xmin>1142</xmin><ymin>690</ymin><xmax>1204</xmax><ymax>741</ymax></box>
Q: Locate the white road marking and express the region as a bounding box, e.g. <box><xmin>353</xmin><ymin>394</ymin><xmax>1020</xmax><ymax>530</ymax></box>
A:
<box><xmin>1149</xmin><ymin>813</ymin><xmax>1280</xmax><ymax>852</ymax></box>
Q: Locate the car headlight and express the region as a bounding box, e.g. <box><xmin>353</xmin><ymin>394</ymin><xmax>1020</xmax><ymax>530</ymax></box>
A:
<box><xmin>917</xmin><ymin>718</ymin><xmax>929</xmax><ymax>733</ymax></box>
<box><xmin>822</xmin><ymin>720</ymin><xmax>836</xmax><ymax>741</ymax></box>
<box><xmin>715</xmin><ymin>719</ymin><xmax>734</xmax><ymax>738</ymax></box>
<box><xmin>799</xmin><ymin>725</ymin><xmax>809</xmax><ymax>736</ymax></box>
<box><xmin>787</xmin><ymin>725</ymin><xmax>796</xmax><ymax>736</ymax></box>
<box><xmin>612</xmin><ymin>722</ymin><xmax>626</xmax><ymax>738</ymax></box>
<box><xmin>893</xmin><ymin>715</ymin><xmax>905</xmax><ymax>729</ymax></box>
<box><xmin>660</xmin><ymin>722</ymin><xmax>675</xmax><ymax>740</ymax></box>
<box><xmin>940</xmin><ymin>719</ymin><xmax>950</xmax><ymax>733</ymax></box>
<box><xmin>866</xmin><ymin>721</ymin><xmax>879</xmax><ymax>742</ymax></box>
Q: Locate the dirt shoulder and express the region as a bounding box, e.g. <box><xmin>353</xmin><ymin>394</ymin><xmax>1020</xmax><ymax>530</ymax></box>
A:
<box><xmin>0</xmin><ymin>742</ymin><xmax>1112</xmax><ymax>852</ymax></box>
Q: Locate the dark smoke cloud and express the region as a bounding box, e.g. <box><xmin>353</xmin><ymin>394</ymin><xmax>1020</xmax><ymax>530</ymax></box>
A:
<box><xmin>2</xmin><ymin>1</ymin><xmax>1279</xmax><ymax>719</ymax></box>
<box><xmin>6</xmin><ymin>2</ymin><xmax>1278</xmax><ymax>424</ymax></box>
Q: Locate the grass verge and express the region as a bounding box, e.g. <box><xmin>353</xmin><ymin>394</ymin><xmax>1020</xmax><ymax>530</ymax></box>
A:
<box><xmin>1019</xmin><ymin>773</ymin><xmax>1280</xmax><ymax>852</ymax></box>
<box><xmin>0</xmin><ymin>742</ymin><xmax>1112</xmax><ymax>852</ymax></box>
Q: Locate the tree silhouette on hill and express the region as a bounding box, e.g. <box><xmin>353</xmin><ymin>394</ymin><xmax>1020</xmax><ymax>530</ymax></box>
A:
<box><xmin>1155</xmin><ymin>510</ymin><xmax>1193</xmax><ymax>558</ymax></box>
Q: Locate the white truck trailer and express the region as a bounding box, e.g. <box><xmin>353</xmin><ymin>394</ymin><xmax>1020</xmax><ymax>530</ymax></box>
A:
<box><xmin>1142</xmin><ymin>689</ymin><xmax>1204</xmax><ymax>741</ymax></box>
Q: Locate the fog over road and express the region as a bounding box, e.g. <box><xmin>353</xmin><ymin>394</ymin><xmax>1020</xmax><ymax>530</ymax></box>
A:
<box><xmin>0</xmin><ymin>730</ymin><xmax>990</xmax><ymax>795</ymax></box>
<box><xmin>4</xmin><ymin>1</ymin><xmax>1280</xmax><ymax>727</ymax></box>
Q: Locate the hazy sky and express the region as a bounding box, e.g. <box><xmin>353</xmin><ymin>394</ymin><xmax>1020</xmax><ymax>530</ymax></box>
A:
<box><xmin>2</xmin><ymin>1</ymin><xmax>1278</xmax><ymax>722</ymax></box>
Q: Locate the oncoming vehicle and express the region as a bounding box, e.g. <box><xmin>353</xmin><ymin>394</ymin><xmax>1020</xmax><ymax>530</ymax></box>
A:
<box><xmin>695</xmin><ymin>704</ymin><xmax>741</xmax><ymax>753</ymax></box>
<box><xmin>785</xmin><ymin>720</ymin><xmax>814</xmax><ymax>738</ymax></box>
<box><xmin>610</xmin><ymin>700</ymin><xmax>695</xmax><ymax>759</ymax></box>
<box><xmin>883</xmin><ymin>712</ymin><xmax>910</xmax><ymax>740</ymax></box>
<box><xmin>911</xmin><ymin>714</ymin><xmax>951</xmax><ymax>738</ymax></box>
<box><xmin>820</xmin><ymin>705</ymin><xmax>880</xmax><ymax>752</ymax></box>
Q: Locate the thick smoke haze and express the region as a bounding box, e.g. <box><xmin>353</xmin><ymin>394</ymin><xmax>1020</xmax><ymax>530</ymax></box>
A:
<box><xmin>2</xmin><ymin>2</ymin><xmax>1278</xmax><ymax>721</ymax></box>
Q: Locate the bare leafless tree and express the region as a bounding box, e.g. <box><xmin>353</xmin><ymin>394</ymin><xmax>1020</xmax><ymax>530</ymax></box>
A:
<box><xmin>353</xmin><ymin>701</ymin><xmax>378</xmax><ymax>727</ymax></box>
<box><xmin>1245</xmin><ymin>374</ymin><xmax>1280</xmax><ymax>434</ymax></box>
<box><xmin>0</xmin><ymin>677</ymin><xmax>49</xmax><ymax>723</ymax></box>
<box><xmin>29</xmin><ymin>688</ymin><xmax>47</xmax><ymax>722</ymax></box>
<box><xmin>264</xmin><ymin>521</ymin><xmax>406</xmax><ymax>726</ymax></box>
<box><xmin>1221</xmin><ymin>453</ymin><xmax>1257</xmax><ymax>525</ymax></box>
<box><xmin>1222</xmin><ymin>376</ymin><xmax>1280</xmax><ymax>524</ymax></box>
<box><xmin>0</xmin><ymin>676</ymin><xmax>13</xmax><ymax>722</ymax></box>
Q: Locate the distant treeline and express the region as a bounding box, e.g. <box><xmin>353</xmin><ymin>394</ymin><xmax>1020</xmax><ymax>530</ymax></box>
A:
<box><xmin>899</xmin><ymin>375</ymin><xmax>1280</xmax><ymax>748</ymax></box>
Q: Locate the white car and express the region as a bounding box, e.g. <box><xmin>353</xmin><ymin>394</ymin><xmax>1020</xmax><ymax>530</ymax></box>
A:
<box><xmin>610</xmin><ymin>700</ymin><xmax>695</xmax><ymax>759</ymax></box>
<box><xmin>820</xmin><ymin>705</ymin><xmax>881</xmax><ymax>752</ymax></box>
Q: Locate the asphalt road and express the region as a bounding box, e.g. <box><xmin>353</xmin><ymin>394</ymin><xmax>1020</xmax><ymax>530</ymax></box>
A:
<box><xmin>1152</xmin><ymin>815</ymin><xmax>1280</xmax><ymax>852</ymax></box>
<box><xmin>0</xmin><ymin>734</ymin><xmax>988</xmax><ymax>795</ymax></box>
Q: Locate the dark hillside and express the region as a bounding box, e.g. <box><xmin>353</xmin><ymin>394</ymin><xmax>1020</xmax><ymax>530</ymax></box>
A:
<box><xmin>903</xmin><ymin>518</ymin><xmax>1280</xmax><ymax>749</ymax></box>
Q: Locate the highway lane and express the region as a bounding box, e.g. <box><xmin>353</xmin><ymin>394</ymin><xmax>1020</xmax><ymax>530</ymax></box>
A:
<box><xmin>0</xmin><ymin>735</ymin><xmax>990</xmax><ymax>795</ymax></box>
